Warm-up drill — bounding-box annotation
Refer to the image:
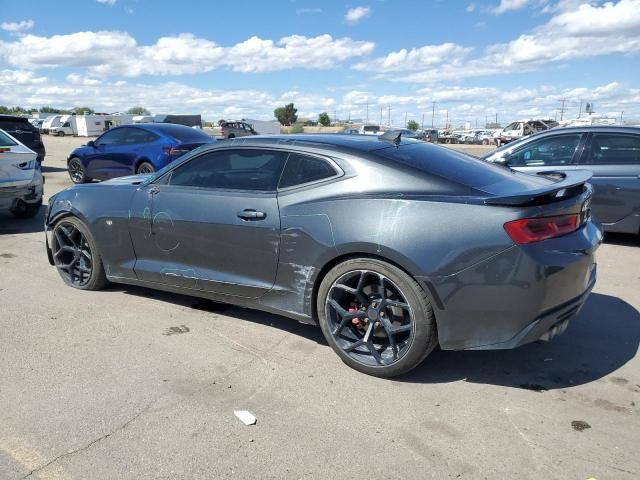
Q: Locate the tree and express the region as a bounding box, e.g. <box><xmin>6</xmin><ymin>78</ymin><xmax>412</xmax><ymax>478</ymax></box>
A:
<box><xmin>127</xmin><ymin>106</ymin><xmax>151</xmax><ymax>115</ymax></box>
<box><xmin>274</xmin><ymin>103</ymin><xmax>298</xmax><ymax>126</ymax></box>
<box><xmin>406</xmin><ymin>120</ymin><xmax>419</xmax><ymax>131</ymax></box>
<box><xmin>72</xmin><ymin>106</ymin><xmax>94</xmax><ymax>115</ymax></box>
<box><xmin>318</xmin><ymin>112</ymin><xmax>331</xmax><ymax>126</ymax></box>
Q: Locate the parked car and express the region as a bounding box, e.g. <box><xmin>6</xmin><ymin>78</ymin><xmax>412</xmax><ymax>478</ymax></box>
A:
<box><xmin>0</xmin><ymin>114</ymin><xmax>46</xmax><ymax>162</ymax></box>
<box><xmin>482</xmin><ymin>126</ymin><xmax>640</xmax><ymax>235</ymax></box>
<box><xmin>212</xmin><ymin>121</ymin><xmax>257</xmax><ymax>139</ymax></box>
<box><xmin>359</xmin><ymin>124</ymin><xmax>381</xmax><ymax>135</ymax></box>
<box><xmin>494</xmin><ymin>119</ymin><xmax>558</xmax><ymax>146</ymax></box>
<box><xmin>41</xmin><ymin>115</ymin><xmax>62</xmax><ymax>134</ymax></box>
<box><xmin>66</xmin><ymin>123</ymin><xmax>215</xmax><ymax>183</ymax></box>
<box><xmin>30</xmin><ymin>119</ymin><xmax>44</xmax><ymax>130</ymax></box>
<box><xmin>384</xmin><ymin>129</ymin><xmax>423</xmax><ymax>140</ymax></box>
<box><xmin>0</xmin><ymin>128</ymin><xmax>43</xmax><ymax>218</ymax></box>
<box><xmin>46</xmin><ymin>134</ymin><xmax>600</xmax><ymax>377</ymax></box>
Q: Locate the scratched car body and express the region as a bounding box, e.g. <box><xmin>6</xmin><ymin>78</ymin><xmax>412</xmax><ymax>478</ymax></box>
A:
<box><xmin>45</xmin><ymin>134</ymin><xmax>601</xmax><ymax>377</ymax></box>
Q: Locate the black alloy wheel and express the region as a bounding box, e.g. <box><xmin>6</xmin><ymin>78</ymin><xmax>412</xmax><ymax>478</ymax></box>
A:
<box><xmin>318</xmin><ymin>258</ymin><xmax>437</xmax><ymax>377</ymax></box>
<box><xmin>68</xmin><ymin>158</ymin><xmax>86</xmax><ymax>184</ymax></box>
<box><xmin>137</xmin><ymin>162</ymin><xmax>155</xmax><ymax>174</ymax></box>
<box><xmin>51</xmin><ymin>218</ymin><xmax>109</xmax><ymax>290</ymax></box>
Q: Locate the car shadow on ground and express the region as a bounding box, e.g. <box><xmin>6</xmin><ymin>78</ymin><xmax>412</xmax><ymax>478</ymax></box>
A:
<box><xmin>400</xmin><ymin>293</ymin><xmax>640</xmax><ymax>390</ymax></box>
<box><xmin>119</xmin><ymin>285</ymin><xmax>327</xmax><ymax>344</ymax></box>
<box><xmin>604</xmin><ymin>232</ymin><xmax>640</xmax><ymax>247</ymax></box>
<box><xmin>117</xmin><ymin>286</ymin><xmax>638</xmax><ymax>390</ymax></box>
<box><xmin>0</xmin><ymin>206</ymin><xmax>47</xmax><ymax>235</ymax></box>
<box><xmin>41</xmin><ymin>166</ymin><xmax>68</xmax><ymax>173</ymax></box>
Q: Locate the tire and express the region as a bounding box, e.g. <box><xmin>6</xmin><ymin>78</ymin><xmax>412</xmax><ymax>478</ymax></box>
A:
<box><xmin>482</xmin><ymin>139</ymin><xmax>489</xmax><ymax>145</ymax></box>
<box><xmin>57</xmin><ymin>131</ymin><xmax>65</xmax><ymax>137</ymax></box>
<box><xmin>317</xmin><ymin>258</ymin><xmax>437</xmax><ymax>377</ymax></box>
<box><xmin>68</xmin><ymin>157</ymin><xmax>89</xmax><ymax>184</ymax></box>
<box><xmin>10</xmin><ymin>200</ymin><xmax>41</xmax><ymax>219</ymax></box>
<box><xmin>227</xmin><ymin>134</ymin><xmax>235</xmax><ymax>139</ymax></box>
<box><xmin>136</xmin><ymin>161</ymin><xmax>155</xmax><ymax>175</ymax></box>
<box><xmin>50</xmin><ymin>216</ymin><xmax>109</xmax><ymax>291</ymax></box>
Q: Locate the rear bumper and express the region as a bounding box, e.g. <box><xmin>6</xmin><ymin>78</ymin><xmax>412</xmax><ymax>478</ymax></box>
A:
<box><xmin>0</xmin><ymin>173</ymin><xmax>44</xmax><ymax>209</ymax></box>
<box><xmin>423</xmin><ymin>220</ymin><xmax>602</xmax><ymax>350</ymax></box>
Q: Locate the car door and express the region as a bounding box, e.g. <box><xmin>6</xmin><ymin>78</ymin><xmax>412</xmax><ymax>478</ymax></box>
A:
<box><xmin>83</xmin><ymin>128</ymin><xmax>128</xmax><ymax>179</ymax></box>
<box><xmin>128</xmin><ymin>147</ymin><xmax>287</xmax><ymax>298</ymax></box>
<box><xmin>500</xmin><ymin>133</ymin><xmax>586</xmax><ymax>177</ymax></box>
<box><xmin>578</xmin><ymin>132</ymin><xmax>640</xmax><ymax>231</ymax></box>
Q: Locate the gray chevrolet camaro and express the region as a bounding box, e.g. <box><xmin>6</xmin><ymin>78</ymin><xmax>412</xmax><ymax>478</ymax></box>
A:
<box><xmin>45</xmin><ymin>134</ymin><xmax>602</xmax><ymax>377</ymax></box>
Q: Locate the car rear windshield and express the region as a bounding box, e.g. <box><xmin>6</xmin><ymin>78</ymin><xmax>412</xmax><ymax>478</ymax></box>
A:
<box><xmin>0</xmin><ymin>119</ymin><xmax>34</xmax><ymax>131</ymax></box>
<box><xmin>0</xmin><ymin>130</ymin><xmax>18</xmax><ymax>146</ymax></box>
<box><xmin>376</xmin><ymin>142</ymin><xmax>525</xmax><ymax>189</ymax></box>
<box><xmin>155</xmin><ymin>125</ymin><xmax>212</xmax><ymax>142</ymax></box>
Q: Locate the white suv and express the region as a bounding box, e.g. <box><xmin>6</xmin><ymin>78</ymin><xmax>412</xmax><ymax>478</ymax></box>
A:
<box><xmin>0</xmin><ymin>129</ymin><xmax>43</xmax><ymax>218</ymax></box>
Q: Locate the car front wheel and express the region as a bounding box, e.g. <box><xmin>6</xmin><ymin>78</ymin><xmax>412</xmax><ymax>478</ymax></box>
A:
<box><xmin>137</xmin><ymin>162</ymin><xmax>155</xmax><ymax>174</ymax></box>
<box><xmin>51</xmin><ymin>216</ymin><xmax>109</xmax><ymax>291</ymax></box>
<box><xmin>68</xmin><ymin>157</ymin><xmax>89</xmax><ymax>184</ymax></box>
<box><xmin>317</xmin><ymin>258</ymin><xmax>437</xmax><ymax>377</ymax></box>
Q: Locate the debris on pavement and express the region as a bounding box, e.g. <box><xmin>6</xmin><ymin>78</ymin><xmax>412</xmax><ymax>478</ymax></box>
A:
<box><xmin>234</xmin><ymin>410</ymin><xmax>257</xmax><ymax>426</ymax></box>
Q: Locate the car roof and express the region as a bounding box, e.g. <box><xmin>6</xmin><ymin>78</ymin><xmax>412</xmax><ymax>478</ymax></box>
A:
<box><xmin>0</xmin><ymin>114</ymin><xmax>30</xmax><ymax>122</ymax></box>
<box><xmin>212</xmin><ymin>134</ymin><xmax>418</xmax><ymax>154</ymax></box>
<box><xmin>522</xmin><ymin>125</ymin><xmax>640</xmax><ymax>139</ymax></box>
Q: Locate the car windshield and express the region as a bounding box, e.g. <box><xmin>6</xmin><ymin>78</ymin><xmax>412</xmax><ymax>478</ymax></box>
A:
<box><xmin>0</xmin><ymin>130</ymin><xmax>18</xmax><ymax>146</ymax></box>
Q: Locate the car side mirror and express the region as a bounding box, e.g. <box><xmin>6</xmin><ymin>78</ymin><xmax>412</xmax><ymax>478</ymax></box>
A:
<box><xmin>87</xmin><ymin>140</ymin><xmax>96</xmax><ymax>148</ymax></box>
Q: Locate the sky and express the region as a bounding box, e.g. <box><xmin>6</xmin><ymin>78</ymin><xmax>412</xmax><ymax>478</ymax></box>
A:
<box><xmin>1</xmin><ymin>0</ymin><xmax>639</xmax><ymax>127</ymax></box>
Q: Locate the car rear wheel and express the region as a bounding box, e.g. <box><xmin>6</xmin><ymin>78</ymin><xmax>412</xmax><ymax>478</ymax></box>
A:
<box><xmin>51</xmin><ymin>217</ymin><xmax>109</xmax><ymax>290</ymax></box>
<box><xmin>317</xmin><ymin>258</ymin><xmax>437</xmax><ymax>377</ymax></box>
<box><xmin>57</xmin><ymin>131</ymin><xmax>65</xmax><ymax>137</ymax></box>
<box><xmin>68</xmin><ymin>157</ymin><xmax>89</xmax><ymax>184</ymax></box>
<box><xmin>137</xmin><ymin>162</ymin><xmax>155</xmax><ymax>174</ymax></box>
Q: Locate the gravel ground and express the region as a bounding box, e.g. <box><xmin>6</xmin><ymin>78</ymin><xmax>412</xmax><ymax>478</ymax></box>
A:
<box><xmin>0</xmin><ymin>135</ymin><xmax>638</xmax><ymax>479</ymax></box>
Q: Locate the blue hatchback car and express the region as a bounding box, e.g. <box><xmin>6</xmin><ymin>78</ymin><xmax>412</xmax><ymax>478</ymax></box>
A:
<box><xmin>67</xmin><ymin>123</ymin><xmax>215</xmax><ymax>183</ymax></box>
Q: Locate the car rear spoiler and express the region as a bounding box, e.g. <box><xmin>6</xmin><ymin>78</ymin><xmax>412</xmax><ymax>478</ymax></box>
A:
<box><xmin>484</xmin><ymin>170</ymin><xmax>593</xmax><ymax>206</ymax></box>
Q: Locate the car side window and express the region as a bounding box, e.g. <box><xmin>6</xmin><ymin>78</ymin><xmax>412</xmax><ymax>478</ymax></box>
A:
<box><xmin>168</xmin><ymin>149</ymin><xmax>287</xmax><ymax>191</ymax></box>
<box><xmin>96</xmin><ymin>129</ymin><xmax>126</xmax><ymax>146</ymax></box>
<box><xmin>505</xmin><ymin>134</ymin><xmax>582</xmax><ymax>167</ymax></box>
<box><xmin>124</xmin><ymin>128</ymin><xmax>157</xmax><ymax>144</ymax></box>
<box><xmin>586</xmin><ymin>134</ymin><xmax>640</xmax><ymax>165</ymax></box>
<box><xmin>279</xmin><ymin>153</ymin><xmax>338</xmax><ymax>188</ymax></box>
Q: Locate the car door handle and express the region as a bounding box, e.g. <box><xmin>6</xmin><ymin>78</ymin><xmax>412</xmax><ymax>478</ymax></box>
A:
<box><xmin>237</xmin><ymin>209</ymin><xmax>266</xmax><ymax>220</ymax></box>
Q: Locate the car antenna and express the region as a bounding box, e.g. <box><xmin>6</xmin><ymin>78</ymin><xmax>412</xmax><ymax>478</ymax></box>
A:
<box><xmin>379</xmin><ymin>130</ymin><xmax>402</xmax><ymax>146</ymax></box>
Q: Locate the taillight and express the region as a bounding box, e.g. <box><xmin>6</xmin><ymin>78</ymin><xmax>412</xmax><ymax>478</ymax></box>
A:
<box><xmin>504</xmin><ymin>214</ymin><xmax>580</xmax><ymax>244</ymax></box>
<box><xmin>163</xmin><ymin>146</ymin><xmax>189</xmax><ymax>157</ymax></box>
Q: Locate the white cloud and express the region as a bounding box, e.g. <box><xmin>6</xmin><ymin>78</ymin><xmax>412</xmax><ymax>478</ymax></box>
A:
<box><xmin>492</xmin><ymin>0</ymin><xmax>535</xmax><ymax>14</ymax></box>
<box><xmin>96</xmin><ymin>0</ymin><xmax>117</xmax><ymax>5</ymax></box>
<box><xmin>357</xmin><ymin>0</ymin><xmax>640</xmax><ymax>82</ymax></box>
<box><xmin>1</xmin><ymin>20</ymin><xmax>34</xmax><ymax>32</ymax></box>
<box><xmin>466</xmin><ymin>3</ymin><xmax>477</xmax><ymax>12</ymax></box>
<box><xmin>0</xmin><ymin>31</ymin><xmax>374</xmax><ymax>76</ymax></box>
<box><xmin>354</xmin><ymin>43</ymin><xmax>471</xmax><ymax>72</ymax></box>
<box><xmin>344</xmin><ymin>6</ymin><xmax>371</xmax><ymax>24</ymax></box>
<box><xmin>66</xmin><ymin>73</ymin><xmax>102</xmax><ymax>86</ymax></box>
<box><xmin>3</xmin><ymin>68</ymin><xmax>637</xmax><ymax>125</ymax></box>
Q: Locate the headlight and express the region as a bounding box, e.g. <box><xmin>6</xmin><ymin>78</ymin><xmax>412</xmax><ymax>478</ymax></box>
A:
<box><xmin>16</xmin><ymin>160</ymin><xmax>37</xmax><ymax>170</ymax></box>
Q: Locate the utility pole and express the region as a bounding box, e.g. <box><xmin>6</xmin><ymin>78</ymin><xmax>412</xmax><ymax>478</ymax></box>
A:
<box><xmin>366</xmin><ymin>102</ymin><xmax>369</xmax><ymax>122</ymax></box>
<box><xmin>334</xmin><ymin>109</ymin><xmax>337</xmax><ymax>124</ymax></box>
<box><xmin>620</xmin><ymin>111</ymin><xmax>624</xmax><ymax>124</ymax></box>
<box><xmin>431</xmin><ymin>102</ymin><xmax>436</xmax><ymax>128</ymax></box>
<box><xmin>495</xmin><ymin>113</ymin><xmax>498</xmax><ymax>127</ymax></box>
<box><xmin>559</xmin><ymin>98</ymin><xmax>567</xmax><ymax>121</ymax></box>
<box><xmin>445</xmin><ymin>110</ymin><xmax>449</xmax><ymax>129</ymax></box>
<box><xmin>387</xmin><ymin>106</ymin><xmax>392</xmax><ymax>127</ymax></box>
<box><xmin>404</xmin><ymin>112</ymin><xmax>407</xmax><ymax>128</ymax></box>
<box><xmin>379</xmin><ymin>107</ymin><xmax>383</xmax><ymax>126</ymax></box>
<box><xmin>421</xmin><ymin>113</ymin><xmax>425</xmax><ymax>129</ymax></box>
<box><xmin>578</xmin><ymin>100</ymin><xmax>583</xmax><ymax>119</ymax></box>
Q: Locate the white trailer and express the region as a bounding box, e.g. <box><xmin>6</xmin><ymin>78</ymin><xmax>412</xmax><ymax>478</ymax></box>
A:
<box><xmin>75</xmin><ymin>114</ymin><xmax>135</xmax><ymax>136</ymax></box>
<box><xmin>245</xmin><ymin>119</ymin><xmax>281</xmax><ymax>135</ymax></box>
